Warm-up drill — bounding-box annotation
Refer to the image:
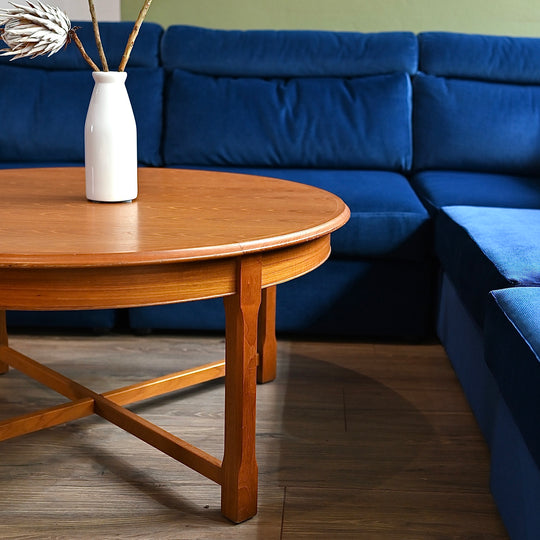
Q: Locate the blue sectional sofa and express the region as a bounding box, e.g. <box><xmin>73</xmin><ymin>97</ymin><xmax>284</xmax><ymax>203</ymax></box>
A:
<box><xmin>1</xmin><ymin>23</ymin><xmax>540</xmax><ymax>538</ymax></box>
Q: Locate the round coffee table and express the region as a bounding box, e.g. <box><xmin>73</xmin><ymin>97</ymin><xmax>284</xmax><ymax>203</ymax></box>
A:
<box><xmin>0</xmin><ymin>167</ymin><xmax>349</xmax><ymax>523</ymax></box>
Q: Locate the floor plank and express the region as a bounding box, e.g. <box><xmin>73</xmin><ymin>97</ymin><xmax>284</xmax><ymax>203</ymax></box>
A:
<box><xmin>282</xmin><ymin>488</ymin><xmax>508</xmax><ymax>539</ymax></box>
<box><xmin>0</xmin><ymin>334</ymin><xmax>508</xmax><ymax>538</ymax></box>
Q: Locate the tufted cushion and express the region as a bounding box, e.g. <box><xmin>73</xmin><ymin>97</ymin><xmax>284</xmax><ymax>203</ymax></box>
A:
<box><xmin>485</xmin><ymin>287</ymin><xmax>540</xmax><ymax>469</ymax></box>
<box><xmin>436</xmin><ymin>206</ymin><xmax>540</xmax><ymax>326</ymax></box>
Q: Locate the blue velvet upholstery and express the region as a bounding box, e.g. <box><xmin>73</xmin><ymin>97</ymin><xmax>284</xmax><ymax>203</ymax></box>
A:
<box><xmin>438</xmin><ymin>274</ymin><xmax>540</xmax><ymax>540</ymax></box>
<box><xmin>485</xmin><ymin>288</ymin><xmax>540</xmax><ymax>539</ymax></box>
<box><xmin>0</xmin><ymin>66</ymin><xmax>163</xmax><ymax>165</ymax></box>
<box><xmin>485</xmin><ymin>288</ymin><xmax>540</xmax><ymax>470</ymax></box>
<box><xmin>436</xmin><ymin>274</ymin><xmax>498</xmax><ymax>444</ymax></box>
<box><xmin>415</xmin><ymin>32</ymin><xmax>540</xmax><ymax>175</ymax></box>
<box><xmin>162</xmin><ymin>26</ymin><xmax>415</xmax><ymax>171</ymax></box>
<box><xmin>436</xmin><ymin>206</ymin><xmax>540</xmax><ymax>326</ymax></box>
<box><xmin>162</xmin><ymin>26</ymin><xmax>418</xmax><ymax>77</ymax></box>
<box><xmin>490</xmin><ymin>395</ymin><xmax>540</xmax><ymax>540</ymax></box>
<box><xmin>164</xmin><ymin>71</ymin><xmax>412</xmax><ymax>170</ymax></box>
<box><xmin>419</xmin><ymin>32</ymin><xmax>540</xmax><ymax>84</ymax></box>
<box><xmin>411</xmin><ymin>171</ymin><xmax>540</xmax><ymax>215</ymax></box>
<box><xmin>413</xmin><ymin>73</ymin><xmax>540</xmax><ymax>174</ymax></box>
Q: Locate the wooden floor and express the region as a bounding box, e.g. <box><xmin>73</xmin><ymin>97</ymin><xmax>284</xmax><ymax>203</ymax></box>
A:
<box><xmin>0</xmin><ymin>333</ymin><xmax>508</xmax><ymax>539</ymax></box>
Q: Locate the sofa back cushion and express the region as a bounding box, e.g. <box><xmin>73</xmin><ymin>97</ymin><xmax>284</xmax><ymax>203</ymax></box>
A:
<box><xmin>162</xmin><ymin>26</ymin><xmax>417</xmax><ymax>171</ymax></box>
<box><xmin>414</xmin><ymin>32</ymin><xmax>540</xmax><ymax>175</ymax></box>
<box><xmin>0</xmin><ymin>22</ymin><xmax>164</xmax><ymax>166</ymax></box>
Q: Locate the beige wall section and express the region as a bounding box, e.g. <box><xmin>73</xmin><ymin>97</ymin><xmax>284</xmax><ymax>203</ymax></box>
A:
<box><xmin>122</xmin><ymin>0</ymin><xmax>540</xmax><ymax>36</ymax></box>
<box><xmin>0</xmin><ymin>0</ymin><xmax>121</xmax><ymax>20</ymax></box>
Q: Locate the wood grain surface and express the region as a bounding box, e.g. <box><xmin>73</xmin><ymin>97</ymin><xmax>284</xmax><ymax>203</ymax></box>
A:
<box><xmin>0</xmin><ymin>168</ymin><xmax>349</xmax><ymax>311</ymax></box>
<box><xmin>0</xmin><ymin>167</ymin><xmax>350</xmax><ymax>267</ymax></box>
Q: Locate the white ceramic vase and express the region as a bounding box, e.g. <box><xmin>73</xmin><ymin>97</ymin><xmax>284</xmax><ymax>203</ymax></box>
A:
<box><xmin>84</xmin><ymin>71</ymin><xmax>138</xmax><ymax>202</ymax></box>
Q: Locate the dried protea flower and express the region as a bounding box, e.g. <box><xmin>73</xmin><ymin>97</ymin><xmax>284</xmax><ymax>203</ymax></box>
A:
<box><xmin>0</xmin><ymin>1</ymin><xmax>70</xmax><ymax>59</ymax></box>
<box><xmin>0</xmin><ymin>0</ymin><xmax>153</xmax><ymax>72</ymax></box>
<box><xmin>0</xmin><ymin>1</ymin><xmax>99</xmax><ymax>70</ymax></box>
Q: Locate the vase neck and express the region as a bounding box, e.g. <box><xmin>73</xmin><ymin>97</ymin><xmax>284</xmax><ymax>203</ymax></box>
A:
<box><xmin>92</xmin><ymin>71</ymin><xmax>127</xmax><ymax>84</ymax></box>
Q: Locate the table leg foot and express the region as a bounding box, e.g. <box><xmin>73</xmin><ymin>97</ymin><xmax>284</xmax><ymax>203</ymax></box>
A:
<box><xmin>221</xmin><ymin>461</ymin><xmax>258</xmax><ymax>523</ymax></box>
<box><xmin>221</xmin><ymin>256</ymin><xmax>261</xmax><ymax>523</ymax></box>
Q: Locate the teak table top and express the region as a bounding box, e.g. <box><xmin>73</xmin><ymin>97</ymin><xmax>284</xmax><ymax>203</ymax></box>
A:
<box><xmin>0</xmin><ymin>167</ymin><xmax>350</xmax><ymax>268</ymax></box>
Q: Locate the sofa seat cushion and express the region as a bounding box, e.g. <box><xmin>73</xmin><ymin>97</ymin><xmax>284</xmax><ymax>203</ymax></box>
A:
<box><xmin>436</xmin><ymin>206</ymin><xmax>540</xmax><ymax>326</ymax></box>
<box><xmin>485</xmin><ymin>287</ymin><xmax>540</xmax><ymax>469</ymax></box>
<box><xmin>411</xmin><ymin>171</ymin><xmax>540</xmax><ymax>215</ymax></box>
<box><xmin>181</xmin><ymin>167</ymin><xmax>431</xmax><ymax>260</ymax></box>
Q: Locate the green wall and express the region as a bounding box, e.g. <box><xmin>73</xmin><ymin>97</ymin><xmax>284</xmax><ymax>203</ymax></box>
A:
<box><xmin>122</xmin><ymin>0</ymin><xmax>540</xmax><ymax>36</ymax></box>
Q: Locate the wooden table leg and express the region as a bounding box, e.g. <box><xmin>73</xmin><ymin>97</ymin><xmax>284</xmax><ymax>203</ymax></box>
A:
<box><xmin>0</xmin><ymin>311</ymin><xmax>8</xmax><ymax>374</ymax></box>
<box><xmin>257</xmin><ymin>286</ymin><xmax>277</xmax><ymax>383</ymax></box>
<box><xmin>221</xmin><ymin>255</ymin><xmax>261</xmax><ymax>523</ymax></box>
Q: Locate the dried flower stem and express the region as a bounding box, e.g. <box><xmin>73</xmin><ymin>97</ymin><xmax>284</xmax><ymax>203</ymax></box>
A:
<box><xmin>118</xmin><ymin>0</ymin><xmax>153</xmax><ymax>72</ymax></box>
<box><xmin>88</xmin><ymin>0</ymin><xmax>108</xmax><ymax>71</ymax></box>
<box><xmin>69</xmin><ymin>29</ymin><xmax>99</xmax><ymax>71</ymax></box>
